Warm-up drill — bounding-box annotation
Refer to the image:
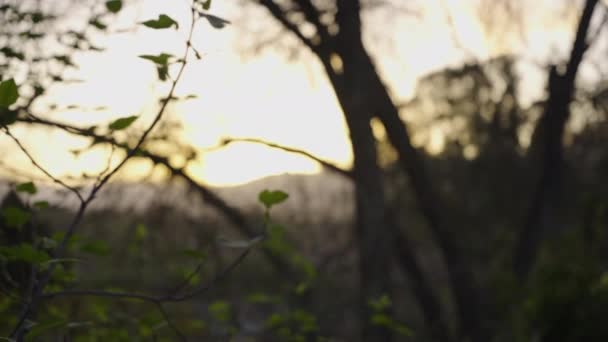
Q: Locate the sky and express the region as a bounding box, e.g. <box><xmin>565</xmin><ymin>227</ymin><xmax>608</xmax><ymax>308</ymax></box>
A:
<box><xmin>0</xmin><ymin>0</ymin><xmax>596</xmax><ymax>186</ymax></box>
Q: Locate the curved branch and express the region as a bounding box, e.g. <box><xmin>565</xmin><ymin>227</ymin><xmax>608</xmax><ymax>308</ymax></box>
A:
<box><xmin>221</xmin><ymin>137</ymin><xmax>353</xmax><ymax>178</ymax></box>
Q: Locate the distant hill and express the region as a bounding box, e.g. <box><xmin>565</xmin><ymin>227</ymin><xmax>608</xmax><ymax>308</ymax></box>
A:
<box><xmin>0</xmin><ymin>171</ymin><xmax>354</xmax><ymax>223</ymax></box>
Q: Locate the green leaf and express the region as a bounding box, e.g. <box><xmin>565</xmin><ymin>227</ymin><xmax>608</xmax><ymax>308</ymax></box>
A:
<box><xmin>34</xmin><ymin>201</ymin><xmax>49</xmax><ymax>209</ymax></box>
<box><xmin>258</xmin><ymin>190</ymin><xmax>289</xmax><ymax>209</ymax></box>
<box><xmin>138</xmin><ymin>53</ymin><xmax>173</xmax><ymax>65</ymax></box>
<box><xmin>200</xmin><ymin>13</ymin><xmax>230</xmax><ymax>29</ymax></box>
<box><xmin>368</xmin><ymin>294</ymin><xmax>392</xmax><ymax>312</ymax></box>
<box><xmin>208</xmin><ymin>301</ymin><xmax>231</xmax><ymax>322</ymax></box>
<box><xmin>16</xmin><ymin>181</ymin><xmax>37</xmax><ymax>194</ymax></box>
<box><xmin>141</xmin><ymin>14</ymin><xmax>178</xmax><ymax>29</ymax></box>
<box><xmin>0</xmin><ymin>243</ymin><xmax>50</xmax><ymax>264</ymax></box>
<box><xmin>370</xmin><ymin>313</ymin><xmax>413</xmax><ymax>336</ymax></box>
<box><xmin>108</xmin><ymin>116</ymin><xmax>138</xmax><ymax>130</ymax></box>
<box><xmin>0</xmin><ymin>79</ymin><xmax>18</xmax><ymax>107</ymax></box>
<box><xmin>80</xmin><ymin>240</ymin><xmax>111</xmax><ymax>256</ymax></box>
<box><xmin>2</xmin><ymin>206</ymin><xmax>31</xmax><ymax>229</ymax></box>
<box><xmin>202</xmin><ymin>0</ymin><xmax>212</xmax><ymax>10</ymax></box>
<box><xmin>217</xmin><ymin>235</ymin><xmax>264</xmax><ymax>249</ymax></box>
<box><xmin>89</xmin><ymin>18</ymin><xmax>108</xmax><ymax>30</ymax></box>
<box><xmin>156</xmin><ymin>65</ymin><xmax>169</xmax><ymax>81</ymax></box>
<box><xmin>105</xmin><ymin>0</ymin><xmax>122</xmax><ymax>13</ymax></box>
<box><xmin>135</xmin><ymin>223</ymin><xmax>147</xmax><ymax>240</ymax></box>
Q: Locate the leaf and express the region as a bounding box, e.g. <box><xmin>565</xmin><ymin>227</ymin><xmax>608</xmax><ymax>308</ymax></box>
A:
<box><xmin>138</xmin><ymin>53</ymin><xmax>173</xmax><ymax>65</ymax></box>
<box><xmin>80</xmin><ymin>240</ymin><xmax>111</xmax><ymax>256</ymax></box>
<box><xmin>0</xmin><ymin>108</ymin><xmax>18</xmax><ymax>125</ymax></box>
<box><xmin>368</xmin><ymin>294</ymin><xmax>392</xmax><ymax>312</ymax></box>
<box><xmin>141</xmin><ymin>14</ymin><xmax>178</xmax><ymax>29</ymax></box>
<box><xmin>16</xmin><ymin>182</ymin><xmax>37</xmax><ymax>194</ymax></box>
<box><xmin>258</xmin><ymin>190</ymin><xmax>288</xmax><ymax>209</ymax></box>
<box><xmin>105</xmin><ymin>0</ymin><xmax>122</xmax><ymax>13</ymax></box>
<box><xmin>0</xmin><ymin>79</ymin><xmax>18</xmax><ymax>107</ymax></box>
<box><xmin>156</xmin><ymin>65</ymin><xmax>169</xmax><ymax>81</ymax></box>
<box><xmin>208</xmin><ymin>301</ymin><xmax>231</xmax><ymax>322</ymax></box>
<box><xmin>89</xmin><ymin>18</ymin><xmax>108</xmax><ymax>30</ymax></box>
<box><xmin>200</xmin><ymin>13</ymin><xmax>230</xmax><ymax>29</ymax></box>
<box><xmin>135</xmin><ymin>223</ymin><xmax>147</xmax><ymax>240</ymax></box>
<box><xmin>34</xmin><ymin>201</ymin><xmax>49</xmax><ymax>209</ymax></box>
<box><xmin>0</xmin><ymin>243</ymin><xmax>50</xmax><ymax>264</ymax></box>
<box><xmin>202</xmin><ymin>0</ymin><xmax>212</xmax><ymax>10</ymax></box>
<box><xmin>2</xmin><ymin>206</ymin><xmax>31</xmax><ymax>229</ymax></box>
<box><xmin>217</xmin><ymin>235</ymin><xmax>264</xmax><ymax>249</ymax></box>
<box><xmin>108</xmin><ymin>116</ymin><xmax>138</xmax><ymax>130</ymax></box>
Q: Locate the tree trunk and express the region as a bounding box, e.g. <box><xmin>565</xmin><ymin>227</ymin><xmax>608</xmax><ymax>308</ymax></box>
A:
<box><xmin>326</xmin><ymin>2</ymin><xmax>394</xmax><ymax>340</ymax></box>
<box><xmin>514</xmin><ymin>0</ymin><xmax>598</xmax><ymax>280</ymax></box>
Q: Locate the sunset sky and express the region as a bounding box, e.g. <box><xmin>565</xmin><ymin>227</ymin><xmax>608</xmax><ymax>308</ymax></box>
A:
<box><xmin>0</xmin><ymin>0</ymin><xmax>591</xmax><ymax>186</ymax></box>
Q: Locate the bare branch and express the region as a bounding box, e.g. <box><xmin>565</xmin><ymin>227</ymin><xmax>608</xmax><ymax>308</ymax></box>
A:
<box><xmin>221</xmin><ymin>137</ymin><xmax>353</xmax><ymax>178</ymax></box>
<box><xmin>1</xmin><ymin>126</ymin><xmax>84</xmax><ymax>202</ymax></box>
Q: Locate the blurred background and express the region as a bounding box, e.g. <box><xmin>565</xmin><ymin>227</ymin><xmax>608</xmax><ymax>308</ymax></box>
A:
<box><xmin>1</xmin><ymin>0</ymin><xmax>608</xmax><ymax>341</ymax></box>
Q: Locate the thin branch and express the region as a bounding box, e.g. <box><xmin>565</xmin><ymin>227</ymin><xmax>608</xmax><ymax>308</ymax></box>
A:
<box><xmin>17</xmin><ymin>115</ymin><xmax>298</xmax><ymax>279</ymax></box>
<box><xmin>293</xmin><ymin>0</ymin><xmax>331</xmax><ymax>44</ymax></box>
<box><xmin>163</xmin><ymin>248</ymin><xmax>250</xmax><ymax>302</ymax></box>
<box><xmin>258</xmin><ymin>0</ymin><xmax>320</xmax><ymax>54</ymax></box>
<box><xmin>1</xmin><ymin>126</ymin><xmax>84</xmax><ymax>202</ymax></box>
<box><xmin>221</xmin><ymin>137</ymin><xmax>353</xmax><ymax>178</ymax></box>
<box><xmin>9</xmin><ymin>4</ymin><xmax>200</xmax><ymax>339</ymax></box>
<box><xmin>42</xmin><ymin>248</ymin><xmax>251</xmax><ymax>340</ymax></box>
<box><xmin>156</xmin><ymin>303</ymin><xmax>187</xmax><ymax>342</ymax></box>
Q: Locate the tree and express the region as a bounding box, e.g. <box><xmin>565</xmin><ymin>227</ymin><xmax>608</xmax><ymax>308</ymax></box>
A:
<box><xmin>249</xmin><ymin>0</ymin><xmax>602</xmax><ymax>340</ymax></box>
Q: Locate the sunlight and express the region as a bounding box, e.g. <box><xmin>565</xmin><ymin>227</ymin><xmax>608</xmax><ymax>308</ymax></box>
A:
<box><xmin>2</xmin><ymin>0</ymin><xmax>581</xmax><ymax>186</ymax></box>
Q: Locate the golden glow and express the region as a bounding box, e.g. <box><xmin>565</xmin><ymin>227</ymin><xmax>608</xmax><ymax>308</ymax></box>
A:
<box><xmin>1</xmin><ymin>0</ymin><xmax>580</xmax><ymax>186</ymax></box>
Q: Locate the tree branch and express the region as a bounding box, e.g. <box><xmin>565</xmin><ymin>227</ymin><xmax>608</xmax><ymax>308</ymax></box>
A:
<box><xmin>1</xmin><ymin>126</ymin><xmax>84</xmax><ymax>202</ymax></box>
<box><xmin>257</xmin><ymin>0</ymin><xmax>321</xmax><ymax>54</ymax></box>
<box><xmin>220</xmin><ymin>137</ymin><xmax>353</xmax><ymax>178</ymax></box>
<box><xmin>9</xmin><ymin>5</ymin><xmax>201</xmax><ymax>339</ymax></box>
<box><xmin>17</xmin><ymin>115</ymin><xmax>298</xmax><ymax>280</ymax></box>
<box><xmin>514</xmin><ymin>0</ymin><xmax>599</xmax><ymax>280</ymax></box>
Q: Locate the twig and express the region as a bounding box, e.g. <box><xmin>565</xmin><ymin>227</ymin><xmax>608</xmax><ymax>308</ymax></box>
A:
<box><xmin>17</xmin><ymin>115</ymin><xmax>298</xmax><ymax>279</ymax></box>
<box><xmin>221</xmin><ymin>137</ymin><xmax>353</xmax><ymax>178</ymax></box>
<box><xmin>9</xmin><ymin>3</ymin><xmax>200</xmax><ymax>339</ymax></box>
<box><xmin>1</xmin><ymin>126</ymin><xmax>84</xmax><ymax>202</ymax></box>
<box><xmin>41</xmin><ymin>248</ymin><xmax>251</xmax><ymax>341</ymax></box>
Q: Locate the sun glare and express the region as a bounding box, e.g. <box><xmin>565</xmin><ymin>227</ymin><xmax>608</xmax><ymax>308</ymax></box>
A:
<box><xmin>1</xmin><ymin>0</ymin><xmax>579</xmax><ymax>186</ymax></box>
